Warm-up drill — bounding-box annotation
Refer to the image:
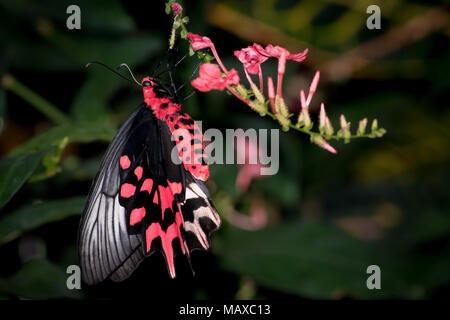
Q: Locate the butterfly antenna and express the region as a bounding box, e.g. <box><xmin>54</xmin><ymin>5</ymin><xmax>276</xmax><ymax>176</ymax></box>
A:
<box><xmin>174</xmin><ymin>53</ymin><xmax>188</xmax><ymax>68</ymax></box>
<box><xmin>154</xmin><ymin>47</ymin><xmax>187</xmax><ymax>79</ymax></box>
<box><xmin>117</xmin><ymin>63</ymin><xmax>141</xmax><ymax>86</ymax></box>
<box><xmin>151</xmin><ymin>59</ymin><xmax>164</xmax><ymax>78</ymax></box>
<box><xmin>167</xmin><ymin>61</ymin><xmax>177</xmax><ymax>98</ymax></box>
<box><xmin>85</xmin><ymin>61</ymin><xmax>140</xmax><ymax>86</ymax></box>
<box><xmin>183</xmin><ymin>90</ymin><xmax>196</xmax><ymax>102</ymax></box>
<box><xmin>177</xmin><ymin>62</ymin><xmax>200</xmax><ymax>92</ymax></box>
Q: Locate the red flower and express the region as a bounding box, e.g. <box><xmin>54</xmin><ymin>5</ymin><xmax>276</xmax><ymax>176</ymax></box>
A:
<box><xmin>234</xmin><ymin>46</ymin><xmax>268</xmax><ymax>74</ymax></box>
<box><xmin>253</xmin><ymin>43</ymin><xmax>308</xmax><ymax>97</ymax></box>
<box><xmin>186</xmin><ymin>32</ymin><xmax>213</xmax><ymax>51</ymax></box>
<box><xmin>224</xmin><ymin>68</ymin><xmax>240</xmax><ymax>86</ymax></box>
<box><xmin>191</xmin><ymin>63</ymin><xmax>240</xmax><ymax>92</ymax></box>
<box><xmin>171</xmin><ymin>2</ymin><xmax>182</xmax><ymax>16</ymax></box>
<box><xmin>253</xmin><ymin>43</ymin><xmax>308</xmax><ymax>62</ymax></box>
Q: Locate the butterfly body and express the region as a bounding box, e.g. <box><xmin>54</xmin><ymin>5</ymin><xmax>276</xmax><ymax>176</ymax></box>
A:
<box><xmin>78</xmin><ymin>76</ymin><xmax>220</xmax><ymax>284</ymax></box>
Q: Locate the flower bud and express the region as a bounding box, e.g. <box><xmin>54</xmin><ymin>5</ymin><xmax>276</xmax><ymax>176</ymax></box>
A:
<box><xmin>357</xmin><ymin>118</ymin><xmax>368</xmax><ymax>136</ymax></box>
<box><xmin>340</xmin><ymin>114</ymin><xmax>351</xmax><ymax>143</ymax></box>
<box><xmin>249</xmin><ymin>82</ymin><xmax>265</xmax><ymax>105</ymax></box>
<box><xmin>275</xmin><ymin>95</ymin><xmax>289</xmax><ymax>118</ymax></box>
<box><xmin>248</xmin><ymin>100</ymin><xmax>267</xmax><ymax>116</ymax></box>
<box><xmin>276</xmin><ymin>113</ymin><xmax>290</xmax><ymax>131</ymax></box>
<box><xmin>319</xmin><ymin>103</ymin><xmax>326</xmax><ymax>134</ymax></box>
<box><xmin>324</xmin><ymin>116</ymin><xmax>334</xmax><ymax>136</ymax></box>
<box><xmin>371</xmin><ymin>119</ymin><xmax>378</xmax><ymax>132</ymax></box>
<box><xmin>311</xmin><ymin>135</ymin><xmax>337</xmax><ymax>154</ymax></box>
<box><xmin>299</xmin><ymin>90</ymin><xmax>311</xmax><ymax>129</ymax></box>
<box><xmin>302</xmin><ymin>109</ymin><xmax>312</xmax><ymax>129</ymax></box>
<box><xmin>306</xmin><ymin>71</ymin><xmax>320</xmax><ymax>107</ymax></box>
<box><xmin>235</xmin><ymin>84</ymin><xmax>248</xmax><ymax>99</ymax></box>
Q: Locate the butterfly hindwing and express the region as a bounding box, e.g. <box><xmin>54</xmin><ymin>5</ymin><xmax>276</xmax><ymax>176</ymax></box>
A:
<box><xmin>181</xmin><ymin>174</ymin><xmax>221</xmax><ymax>251</ymax></box>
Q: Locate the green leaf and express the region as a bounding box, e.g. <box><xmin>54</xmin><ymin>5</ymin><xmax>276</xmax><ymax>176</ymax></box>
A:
<box><xmin>0</xmin><ymin>197</ymin><xmax>84</xmax><ymax>246</ymax></box>
<box><xmin>0</xmin><ymin>152</ymin><xmax>43</xmax><ymax>209</ymax></box>
<box><xmin>215</xmin><ymin>222</ymin><xmax>409</xmax><ymax>299</ymax></box>
<box><xmin>180</xmin><ymin>28</ymin><xmax>187</xmax><ymax>39</ymax></box>
<box><xmin>0</xmin><ymin>258</ymin><xmax>82</xmax><ymax>299</ymax></box>
<box><xmin>29</xmin><ymin>137</ymin><xmax>69</xmax><ymax>182</ymax></box>
<box><xmin>10</xmin><ymin>121</ymin><xmax>115</xmax><ymax>157</ymax></box>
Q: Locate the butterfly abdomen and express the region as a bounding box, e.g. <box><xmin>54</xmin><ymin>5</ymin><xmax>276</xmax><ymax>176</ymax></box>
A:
<box><xmin>164</xmin><ymin>112</ymin><xmax>209</xmax><ymax>181</ymax></box>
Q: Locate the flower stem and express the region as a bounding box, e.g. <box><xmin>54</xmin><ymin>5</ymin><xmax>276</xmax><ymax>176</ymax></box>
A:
<box><xmin>210</xmin><ymin>44</ymin><xmax>228</xmax><ymax>73</ymax></box>
<box><xmin>226</xmin><ymin>85</ymin><xmax>250</xmax><ymax>104</ymax></box>
<box><xmin>258</xmin><ymin>65</ymin><xmax>264</xmax><ymax>95</ymax></box>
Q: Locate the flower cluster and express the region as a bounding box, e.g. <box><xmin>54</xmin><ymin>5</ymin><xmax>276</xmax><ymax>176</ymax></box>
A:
<box><xmin>165</xmin><ymin>1</ymin><xmax>385</xmax><ymax>154</ymax></box>
<box><xmin>186</xmin><ymin>32</ymin><xmax>385</xmax><ymax>153</ymax></box>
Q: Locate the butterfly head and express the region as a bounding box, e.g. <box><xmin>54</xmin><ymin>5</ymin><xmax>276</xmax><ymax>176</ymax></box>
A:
<box><xmin>142</xmin><ymin>76</ymin><xmax>180</xmax><ymax>116</ymax></box>
<box><xmin>142</xmin><ymin>76</ymin><xmax>156</xmax><ymax>104</ymax></box>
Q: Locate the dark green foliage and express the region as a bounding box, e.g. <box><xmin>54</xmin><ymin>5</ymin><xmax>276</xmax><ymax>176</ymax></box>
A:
<box><xmin>0</xmin><ymin>0</ymin><xmax>448</xmax><ymax>300</ymax></box>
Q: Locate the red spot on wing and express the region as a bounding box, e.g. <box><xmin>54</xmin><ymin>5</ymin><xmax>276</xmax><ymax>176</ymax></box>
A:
<box><xmin>140</xmin><ymin>178</ymin><xmax>153</xmax><ymax>194</ymax></box>
<box><xmin>153</xmin><ymin>192</ymin><xmax>159</xmax><ymax>205</ymax></box>
<box><xmin>158</xmin><ymin>185</ymin><xmax>174</xmax><ymax>220</ymax></box>
<box><xmin>130</xmin><ymin>207</ymin><xmax>146</xmax><ymax>226</ymax></box>
<box><xmin>120</xmin><ymin>183</ymin><xmax>136</xmax><ymax>198</ymax></box>
<box><xmin>145</xmin><ymin>211</ymin><xmax>186</xmax><ymax>278</ymax></box>
<box><xmin>145</xmin><ymin>223</ymin><xmax>161</xmax><ymax>252</ymax></box>
<box><xmin>168</xmin><ymin>181</ymin><xmax>182</xmax><ymax>195</ymax></box>
<box><xmin>120</xmin><ymin>155</ymin><xmax>131</xmax><ymax>170</ymax></box>
<box><xmin>134</xmin><ymin>166</ymin><xmax>143</xmax><ymax>180</ymax></box>
<box><xmin>145</xmin><ymin>223</ymin><xmax>175</xmax><ymax>277</ymax></box>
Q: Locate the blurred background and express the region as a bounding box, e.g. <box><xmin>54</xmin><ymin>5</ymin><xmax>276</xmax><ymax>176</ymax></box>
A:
<box><xmin>0</xmin><ymin>0</ymin><xmax>449</xmax><ymax>300</ymax></box>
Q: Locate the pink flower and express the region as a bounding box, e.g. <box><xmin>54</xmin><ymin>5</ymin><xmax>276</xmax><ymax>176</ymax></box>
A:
<box><xmin>253</xmin><ymin>44</ymin><xmax>308</xmax><ymax>62</ymax></box>
<box><xmin>224</xmin><ymin>68</ymin><xmax>240</xmax><ymax>86</ymax></box>
<box><xmin>234</xmin><ymin>46</ymin><xmax>268</xmax><ymax>74</ymax></box>
<box><xmin>171</xmin><ymin>2</ymin><xmax>182</xmax><ymax>16</ymax></box>
<box><xmin>267</xmin><ymin>76</ymin><xmax>276</xmax><ymax>114</ymax></box>
<box><xmin>191</xmin><ymin>63</ymin><xmax>239</xmax><ymax>92</ymax></box>
<box><xmin>186</xmin><ymin>32</ymin><xmax>213</xmax><ymax>51</ymax></box>
<box><xmin>228</xmin><ymin>199</ymin><xmax>268</xmax><ymax>231</ymax></box>
<box><xmin>253</xmin><ymin>43</ymin><xmax>308</xmax><ymax>97</ymax></box>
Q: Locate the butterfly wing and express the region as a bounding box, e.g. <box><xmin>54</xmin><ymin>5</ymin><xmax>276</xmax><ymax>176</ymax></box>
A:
<box><xmin>78</xmin><ymin>103</ymin><xmax>185</xmax><ymax>284</ymax></box>
<box><xmin>181</xmin><ymin>173</ymin><xmax>221</xmax><ymax>251</ymax></box>
<box><xmin>79</xmin><ymin>103</ymin><xmax>220</xmax><ymax>284</ymax></box>
<box><xmin>78</xmin><ymin>104</ymin><xmax>145</xmax><ymax>285</ymax></box>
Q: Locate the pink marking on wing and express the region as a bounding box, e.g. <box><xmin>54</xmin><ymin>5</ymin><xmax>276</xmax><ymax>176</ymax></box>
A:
<box><xmin>159</xmin><ymin>185</ymin><xmax>174</xmax><ymax>220</ymax></box>
<box><xmin>145</xmin><ymin>223</ymin><xmax>177</xmax><ymax>277</ymax></box>
<box><xmin>146</xmin><ymin>223</ymin><xmax>161</xmax><ymax>252</ymax></box>
<box><xmin>174</xmin><ymin>209</ymin><xmax>186</xmax><ymax>254</ymax></box>
<box><xmin>167</xmin><ymin>180</ymin><xmax>182</xmax><ymax>195</ymax></box>
<box><xmin>140</xmin><ymin>178</ymin><xmax>153</xmax><ymax>194</ymax></box>
<box><xmin>153</xmin><ymin>192</ymin><xmax>159</xmax><ymax>205</ymax></box>
<box><xmin>130</xmin><ymin>207</ymin><xmax>146</xmax><ymax>226</ymax></box>
<box><xmin>134</xmin><ymin>166</ymin><xmax>143</xmax><ymax>181</ymax></box>
<box><xmin>120</xmin><ymin>183</ymin><xmax>136</xmax><ymax>198</ymax></box>
<box><xmin>120</xmin><ymin>155</ymin><xmax>131</xmax><ymax>170</ymax></box>
<box><xmin>164</xmin><ymin>223</ymin><xmax>177</xmax><ymax>278</ymax></box>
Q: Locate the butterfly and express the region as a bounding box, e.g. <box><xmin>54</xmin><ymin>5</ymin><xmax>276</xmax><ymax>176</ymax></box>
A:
<box><xmin>77</xmin><ymin>69</ymin><xmax>221</xmax><ymax>285</ymax></box>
